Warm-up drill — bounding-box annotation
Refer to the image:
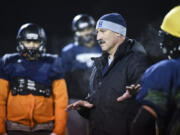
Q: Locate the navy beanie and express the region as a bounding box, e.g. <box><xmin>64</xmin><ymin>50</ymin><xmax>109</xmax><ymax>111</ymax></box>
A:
<box><xmin>96</xmin><ymin>13</ymin><xmax>127</xmax><ymax>36</ymax></box>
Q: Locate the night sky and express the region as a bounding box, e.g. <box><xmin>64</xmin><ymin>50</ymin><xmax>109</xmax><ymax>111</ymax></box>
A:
<box><xmin>0</xmin><ymin>0</ymin><xmax>179</xmax><ymax>55</ymax></box>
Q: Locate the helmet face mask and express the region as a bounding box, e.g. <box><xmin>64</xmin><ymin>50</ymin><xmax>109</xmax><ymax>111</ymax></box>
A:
<box><xmin>72</xmin><ymin>14</ymin><xmax>96</xmax><ymax>46</ymax></box>
<box><xmin>159</xmin><ymin>30</ymin><xmax>180</xmax><ymax>59</ymax></box>
<box><xmin>16</xmin><ymin>23</ymin><xmax>46</xmax><ymax>60</ymax></box>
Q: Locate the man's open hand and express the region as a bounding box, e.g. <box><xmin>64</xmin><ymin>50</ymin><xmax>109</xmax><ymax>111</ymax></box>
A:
<box><xmin>117</xmin><ymin>84</ymin><xmax>141</xmax><ymax>102</ymax></box>
<box><xmin>66</xmin><ymin>100</ymin><xmax>94</xmax><ymax>112</ymax></box>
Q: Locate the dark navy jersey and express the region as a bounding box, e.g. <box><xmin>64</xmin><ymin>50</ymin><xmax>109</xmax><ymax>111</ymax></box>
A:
<box><xmin>61</xmin><ymin>43</ymin><xmax>102</xmax><ymax>73</ymax></box>
<box><xmin>61</xmin><ymin>43</ymin><xmax>102</xmax><ymax>99</ymax></box>
<box><xmin>0</xmin><ymin>53</ymin><xmax>64</xmax><ymax>87</ymax></box>
<box><xmin>137</xmin><ymin>57</ymin><xmax>180</xmax><ymax>135</ymax></box>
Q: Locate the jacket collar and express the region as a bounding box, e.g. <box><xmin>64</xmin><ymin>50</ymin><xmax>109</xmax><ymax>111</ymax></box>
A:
<box><xmin>113</xmin><ymin>37</ymin><xmax>134</xmax><ymax>63</ymax></box>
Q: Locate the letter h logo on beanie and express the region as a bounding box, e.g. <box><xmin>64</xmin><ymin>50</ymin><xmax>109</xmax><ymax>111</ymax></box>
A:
<box><xmin>96</xmin><ymin>13</ymin><xmax>127</xmax><ymax>36</ymax></box>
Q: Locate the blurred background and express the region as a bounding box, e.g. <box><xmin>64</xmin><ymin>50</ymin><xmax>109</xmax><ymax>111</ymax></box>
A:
<box><xmin>0</xmin><ymin>0</ymin><xmax>179</xmax><ymax>60</ymax></box>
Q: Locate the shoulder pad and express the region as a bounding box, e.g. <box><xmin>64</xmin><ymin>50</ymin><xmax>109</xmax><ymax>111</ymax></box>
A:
<box><xmin>62</xmin><ymin>43</ymin><xmax>75</xmax><ymax>52</ymax></box>
<box><xmin>41</xmin><ymin>53</ymin><xmax>58</xmax><ymax>63</ymax></box>
<box><xmin>145</xmin><ymin>59</ymin><xmax>174</xmax><ymax>76</ymax></box>
<box><xmin>41</xmin><ymin>53</ymin><xmax>58</xmax><ymax>58</ymax></box>
<box><xmin>1</xmin><ymin>53</ymin><xmax>20</xmax><ymax>64</ymax></box>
